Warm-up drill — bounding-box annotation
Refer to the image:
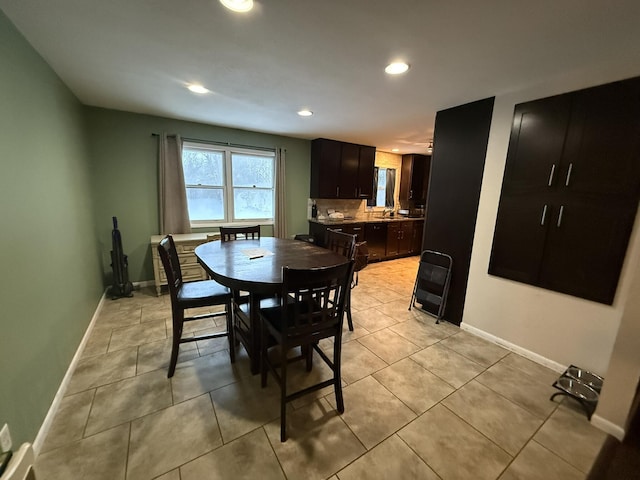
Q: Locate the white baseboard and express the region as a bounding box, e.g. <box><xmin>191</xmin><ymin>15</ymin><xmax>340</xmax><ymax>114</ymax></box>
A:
<box><xmin>591</xmin><ymin>414</ymin><xmax>625</xmax><ymax>441</ymax></box>
<box><xmin>133</xmin><ymin>280</ymin><xmax>154</xmax><ymax>288</ymax></box>
<box><xmin>33</xmin><ymin>289</ymin><xmax>108</xmax><ymax>455</ymax></box>
<box><xmin>460</xmin><ymin>322</ymin><xmax>566</xmax><ymax>373</ymax></box>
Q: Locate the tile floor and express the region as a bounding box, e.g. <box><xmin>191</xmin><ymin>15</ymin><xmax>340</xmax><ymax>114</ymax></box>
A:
<box><xmin>35</xmin><ymin>256</ymin><xmax>607</xmax><ymax>480</ymax></box>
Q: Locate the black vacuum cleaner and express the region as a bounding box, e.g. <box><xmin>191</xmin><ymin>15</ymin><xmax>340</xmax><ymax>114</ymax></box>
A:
<box><xmin>110</xmin><ymin>216</ymin><xmax>133</xmax><ymax>299</ymax></box>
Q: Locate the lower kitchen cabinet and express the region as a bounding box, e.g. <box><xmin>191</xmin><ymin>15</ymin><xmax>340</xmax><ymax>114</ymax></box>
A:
<box><xmin>411</xmin><ymin>220</ymin><xmax>424</xmax><ymax>254</ymax></box>
<box><xmin>386</xmin><ymin>222</ymin><xmax>412</xmax><ymax>257</ymax></box>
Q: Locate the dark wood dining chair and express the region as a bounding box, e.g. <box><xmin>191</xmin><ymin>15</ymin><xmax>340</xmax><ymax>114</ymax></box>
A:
<box><xmin>325</xmin><ymin>229</ymin><xmax>357</xmax><ymax>331</ymax></box>
<box><xmin>219</xmin><ymin>225</ymin><xmax>260</xmax><ymax>242</ymax></box>
<box><xmin>259</xmin><ymin>261</ymin><xmax>354</xmax><ymax>441</ymax></box>
<box><xmin>157</xmin><ymin>235</ymin><xmax>235</xmax><ymax>377</ymax></box>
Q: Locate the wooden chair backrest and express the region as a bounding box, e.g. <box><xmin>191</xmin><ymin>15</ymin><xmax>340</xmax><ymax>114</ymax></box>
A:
<box><xmin>219</xmin><ymin>225</ymin><xmax>261</xmax><ymax>242</ymax></box>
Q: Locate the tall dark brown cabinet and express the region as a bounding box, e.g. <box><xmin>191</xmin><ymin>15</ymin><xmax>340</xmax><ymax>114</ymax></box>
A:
<box><xmin>399</xmin><ymin>154</ymin><xmax>431</xmax><ymax>209</ymax></box>
<box><xmin>489</xmin><ymin>76</ymin><xmax>640</xmax><ymax>304</ymax></box>
<box><xmin>423</xmin><ymin>97</ymin><xmax>495</xmax><ymax>326</ymax></box>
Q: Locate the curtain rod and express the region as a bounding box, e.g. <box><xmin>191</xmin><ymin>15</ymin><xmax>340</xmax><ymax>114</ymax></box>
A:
<box><xmin>151</xmin><ymin>133</ymin><xmax>276</xmax><ymax>152</ymax></box>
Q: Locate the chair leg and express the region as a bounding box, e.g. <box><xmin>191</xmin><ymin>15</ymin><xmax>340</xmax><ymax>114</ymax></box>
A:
<box><xmin>304</xmin><ymin>344</ymin><xmax>313</xmax><ymax>372</ymax></box>
<box><xmin>168</xmin><ymin>308</ymin><xmax>184</xmax><ymax>378</ymax></box>
<box><xmin>280</xmin><ymin>344</ymin><xmax>288</xmax><ymax>442</ymax></box>
<box><xmin>260</xmin><ymin>318</ymin><xmax>268</xmax><ymax>388</ymax></box>
<box><xmin>334</xmin><ymin>339</ymin><xmax>345</xmax><ymax>414</ymax></box>
<box><xmin>226</xmin><ymin>299</ymin><xmax>235</xmax><ymax>363</ymax></box>
<box><xmin>346</xmin><ymin>288</ymin><xmax>354</xmax><ymax>331</ymax></box>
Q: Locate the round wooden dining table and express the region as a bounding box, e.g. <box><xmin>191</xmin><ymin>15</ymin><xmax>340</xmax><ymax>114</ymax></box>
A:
<box><xmin>195</xmin><ymin>237</ymin><xmax>349</xmax><ymax>373</ymax></box>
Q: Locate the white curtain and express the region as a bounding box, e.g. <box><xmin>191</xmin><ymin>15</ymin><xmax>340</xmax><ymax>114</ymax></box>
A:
<box><xmin>274</xmin><ymin>147</ymin><xmax>287</xmax><ymax>238</ymax></box>
<box><xmin>158</xmin><ymin>133</ymin><xmax>192</xmax><ymax>234</ymax></box>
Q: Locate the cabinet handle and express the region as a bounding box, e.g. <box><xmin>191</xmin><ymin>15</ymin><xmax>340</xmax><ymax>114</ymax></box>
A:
<box><xmin>557</xmin><ymin>205</ymin><xmax>564</xmax><ymax>227</ymax></box>
<box><xmin>548</xmin><ymin>164</ymin><xmax>556</xmax><ymax>186</ymax></box>
<box><xmin>409</xmin><ymin>190</ymin><xmax>413</xmax><ymax>199</ymax></box>
<box><xmin>541</xmin><ymin>204</ymin><xmax>548</xmax><ymax>226</ymax></box>
<box><xmin>565</xmin><ymin>163</ymin><xmax>573</xmax><ymax>187</ymax></box>
<box><xmin>336</xmin><ymin>186</ymin><xmax>340</xmax><ymax>197</ymax></box>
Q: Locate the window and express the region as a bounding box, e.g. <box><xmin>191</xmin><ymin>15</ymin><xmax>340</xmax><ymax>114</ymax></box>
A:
<box><xmin>367</xmin><ymin>167</ymin><xmax>395</xmax><ymax>208</ymax></box>
<box><xmin>182</xmin><ymin>142</ymin><xmax>275</xmax><ymax>225</ymax></box>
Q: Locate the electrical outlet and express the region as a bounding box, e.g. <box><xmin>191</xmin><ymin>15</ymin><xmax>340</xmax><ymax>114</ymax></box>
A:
<box><xmin>0</xmin><ymin>424</ymin><xmax>12</xmax><ymax>452</ymax></box>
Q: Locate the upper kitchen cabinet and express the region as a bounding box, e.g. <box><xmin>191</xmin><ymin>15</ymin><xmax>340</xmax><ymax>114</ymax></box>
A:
<box><xmin>399</xmin><ymin>154</ymin><xmax>431</xmax><ymax>208</ymax></box>
<box><xmin>489</xmin><ymin>76</ymin><xmax>640</xmax><ymax>305</ymax></box>
<box><xmin>310</xmin><ymin>138</ymin><xmax>376</xmax><ymax>199</ymax></box>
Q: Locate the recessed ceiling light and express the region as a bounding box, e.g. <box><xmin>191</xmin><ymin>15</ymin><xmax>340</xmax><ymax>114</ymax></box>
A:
<box><xmin>391</xmin><ymin>148</ymin><xmax>399</xmax><ymax>152</ymax></box>
<box><xmin>220</xmin><ymin>0</ymin><xmax>254</xmax><ymax>12</ymax></box>
<box><xmin>297</xmin><ymin>109</ymin><xmax>313</xmax><ymax>117</ymax></box>
<box><xmin>385</xmin><ymin>62</ymin><xmax>410</xmax><ymax>75</ymax></box>
<box><xmin>187</xmin><ymin>84</ymin><xmax>210</xmax><ymax>94</ymax></box>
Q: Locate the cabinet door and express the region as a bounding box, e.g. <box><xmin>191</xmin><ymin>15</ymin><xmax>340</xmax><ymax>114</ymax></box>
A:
<box><xmin>502</xmin><ymin>94</ymin><xmax>571</xmax><ymax>194</ymax></box>
<box><xmin>561</xmin><ymin>78</ymin><xmax>640</xmax><ymax>199</ymax></box>
<box><xmin>386</xmin><ymin>223</ymin><xmax>400</xmax><ymax>257</ymax></box>
<box><xmin>411</xmin><ymin>221</ymin><xmax>424</xmax><ymax>254</ymax></box>
<box><xmin>339</xmin><ymin>143</ymin><xmax>360</xmax><ymax>198</ymax></box>
<box><xmin>538</xmin><ymin>199</ymin><xmax>637</xmax><ymax>304</ymax></box>
<box><xmin>345</xmin><ymin>223</ymin><xmax>365</xmax><ymax>242</ymax></box>
<box><xmin>489</xmin><ymin>194</ymin><xmax>551</xmax><ymax>284</ymax></box>
<box><xmin>399</xmin><ymin>155</ymin><xmax>413</xmax><ymax>207</ymax></box>
<box><xmin>410</xmin><ymin>156</ymin><xmax>427</xmax><ymax>203</ymax></box>
<box><xmin>311</xmin><ymin>139</ymin><xmax>341</xmax><ymax>198</ymax></box>
<box><xmin>357</xmin><ymin>146</ymin><xmax>376</xmax><ymax>199</ymax></box>
<box><xmin>398</xmin><ymin>223</ymin><xmax>412</xmax><ymax>254</ymax></box>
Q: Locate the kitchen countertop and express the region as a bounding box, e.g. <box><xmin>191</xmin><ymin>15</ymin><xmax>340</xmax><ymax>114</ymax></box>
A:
<box><xmin>309</xmin><ymin>216</ymin><xmax>425</xmax><ymax>225</ymax></box>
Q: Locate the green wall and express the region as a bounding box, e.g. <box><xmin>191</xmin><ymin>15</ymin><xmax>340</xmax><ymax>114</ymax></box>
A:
<box><xmin>85</xmin><ymin>107</ymin><xmax>311</xmax><ymax>284</ymax></box>
<box><xmin>0</xmin><ymin>10</ymin><xmax>103</xmax><ymax>446</ymax></box>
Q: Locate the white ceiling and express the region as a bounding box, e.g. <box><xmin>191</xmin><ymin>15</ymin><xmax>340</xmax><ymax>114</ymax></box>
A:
<box><xmin>2</xmin><ymin>0</ymin><xmax>640</xmax><ymax>154</ymax></box>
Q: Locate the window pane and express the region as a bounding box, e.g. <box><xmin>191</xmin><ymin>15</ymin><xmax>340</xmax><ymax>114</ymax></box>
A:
<box><xmin>231</xmin><ymin>154</ymin><xmax>273</xmax><ymax>188</ymax></box>
<box><xmin>186</xmin><ymin>187</ymin><xmax>224</xmax><ymax>220</ymax></box>
<box><xmin>233</xmin><ymin>188</ymin><xmax>273</xmax><ymax>219</ymax></box>
<box><xmin>183</xmin><ymin>148</ymin><xmax>224</xmax><ymax>186</ymax></box>
<box><xmin>376</xmin><ymin>168</ymin><xmax>387</xmax><ymax>207</ymax></box>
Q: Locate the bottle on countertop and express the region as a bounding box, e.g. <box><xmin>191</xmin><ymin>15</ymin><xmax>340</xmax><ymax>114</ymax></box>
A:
<box><xmin>311</xmin><ymin>200</ymin><xmax>318</xmax><ymax>219</ymax></box>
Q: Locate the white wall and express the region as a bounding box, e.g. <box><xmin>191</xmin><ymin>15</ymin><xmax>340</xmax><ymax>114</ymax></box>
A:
<box><xmin>462</xmin><ymin>62</ymin><xmax>640</xmax><ymax>378</ymax></box>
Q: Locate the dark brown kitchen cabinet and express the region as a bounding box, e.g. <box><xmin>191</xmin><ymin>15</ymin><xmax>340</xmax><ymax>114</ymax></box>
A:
<box><xmin>411</xmin><ymin>220</ymin><xmax>424</xmax><ymax>254</ymax></box>
<box><xmin>489</xmin><ymin>76</ymin><xmax>640</xmax><ymax>304</ymax></box>
<box><xmin>310</xmin><ymin>138</ymin><xmax>377</xmax><ymax>199</ymax></box>
<box><xmin>364</xmin><ymin>223</ymin><xmax>387</xmax><ymax>260</ymax></box>
<box><xmin>386</xmin><ymin>222</ymin><xmax>412</xmax><ymax>257</ymax></box>
<box><xmin>399</xmin><ymin>154</ymin><xmax>431</xmax><ymax>208</ymax></box>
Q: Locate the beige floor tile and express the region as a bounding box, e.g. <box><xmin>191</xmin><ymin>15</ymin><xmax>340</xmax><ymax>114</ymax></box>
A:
<box><xmin>140</xmin><ymin>305</ymin><xmax>170</xmax><ymax>323</ymax></box>
<box><xmin>499</xmin><ymin>352</ymin><xmax>561</xmax><ymax>385</ymax></box>
<box><xmin>331</xmin><ymin>341</ymin><xmax>387</xmax><ymax>384</ymax></box>
<box><xmin>439</xmin><ymin>330</ymin><xmax>509</xmax><ymax>367</ymax></box>
<box><xmin>81</xmin><ymin>326</ymin><xmax>113</xmax><ymax>358</ymax></box>
<box><xmin>475</xmin><ymin>362</ymin><xmax>558</xmax><ymax>419</ymax></box>
<box><xmin>85</xmin><ymin>369</ymin><xmax>172</xmax><ymax>436</ymax></box>
<box><xmin>351</xmin><ymin>307</ymin><xmax>398</xmax><ymax>332</ymax></box>
<box><xmin>374</xmin><ymin>299</ymin><xmax>429</xmax><ymax>321</ymax></box>
<box><xmin>350</xmin><ymin>291</ymin><xmax>383</xmax><ymax>311</ymax></box>
<box><xmin>67</xmin><ymin>347</ymin><xmax>137</xmax><ymax>394</ymax></box>
<box><xmin>154</xmin><ymin>470</ymin><xmax>180</xmax><ymax>480</ymax></box>
<box><xmin>39</xmin><ymin>390</ymin><xmax>95</xmax><ymax>453</ymax></box>
<box><xmin>367</xmin><ymin>288</ymin><xmax>406</xmax><ymax>304</ymax></box>
<box><xmin>373</xmin><ymin>357</ymin><xmax>454</xmax><ymax>415</ymax></box>
<box><xmin>389</xmin><ymin>318</ymin><xmax>454</xmax><ymax>347</ymax></box>
<box><xmin>136</xmin><ymin>338</ymin><xmax>199</xmax><ymax>375</ymax></box>
<box><xmin>443</xmin><ymin>380</ymin><xmax>543</xmax><ymax>455</ymax></box>
<box><xmin>127</xmin><ymin>394</ymin><xmax>222</xmax><ymax>480</ymax></box>
<box><xmin>181</xmin><ymin>428</ymin><xmax>285</xmax><ymax>480</ymax></box>
<box><xmin>36</xmin><ymin>424</ymin><xmax>129</xmax><ymax>480</ymax></box>
<box><xmin>410</xmin><ymin>343</ymin><xmax>485</xmax><ymax>388</ymax></box>
<box><xmin>358</xmin><ymin>328</ymin><xmax>421</xmax><ymax>364</ymax></box>
<box><xmin>326</xmin><ymin>376</ymin><xmax>416</xmax><ymax>449</ymax></box>
<box><xmin>399</xmin><ymin>404</ymin><xmax>512</xmax><ymax>480</ymax></box>
<box><xmin>499</xmin><ymin>440</ymin><xmax>584</xmax><ymax>480</ymax></box>
<box><xmin>97</xmin><ymin>307</ymin><xmax>142</xmax><ymax>329</ymax></box>
<box><xmin>533</xmin><ymin>403</ymin><xmax>607</xmax><ymax>473</ymax></box>
<box><xmin>108</xmin><ymin>319</ymin><xmax>167</xmax><ymax>352</ymax></box>
<box><xmin>210</xmin><ymin>374</ymin><xmax>282</xmax><ymax>443</ymax></box>
<box><xmin>340</xmin><ymin>320</ymin><xmax>371</xmax><ymax>343</ymax></box>
<box><xmin>170</xmin><ymin>350</ymin><xmax>241</xmax><ymax>403</ymax></box>
<box><xmin>337</xmin><ymin>434</ymin><xmax>439</xmax><ymax>480</ymax></box>
<box><xmin>264</xmin><ymin>398</ymin><xmax>366</xmax><ymax>480</ymax></box>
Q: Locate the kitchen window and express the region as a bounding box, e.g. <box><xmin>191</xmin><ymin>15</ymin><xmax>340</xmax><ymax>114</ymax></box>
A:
<box><xmin>182</xmin><ymin>142</ymin><xmax>275</xmax><ymax>225</ymax></box>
